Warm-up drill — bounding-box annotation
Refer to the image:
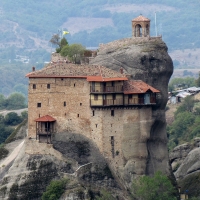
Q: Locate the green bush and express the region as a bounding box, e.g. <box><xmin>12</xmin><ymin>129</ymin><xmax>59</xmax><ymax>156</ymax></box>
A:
<box><xmin>42</xmin><ymin>179</ymin><xmax>68</xmax><ymax>200</ymax></box>
<box><xmin>95</xmin><ymin>190</ymin><xmax>115</xmax><ymax>200</ymax></box>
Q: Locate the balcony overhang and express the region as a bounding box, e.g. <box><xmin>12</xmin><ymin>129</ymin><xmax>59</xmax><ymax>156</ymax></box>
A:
<box><xmin>35</xmin><ymin>115</ymin><xmax>56</xmax><ymax>122</ymax></box>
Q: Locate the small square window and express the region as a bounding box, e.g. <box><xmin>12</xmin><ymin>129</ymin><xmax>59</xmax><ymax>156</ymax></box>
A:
<box><xmin>80</xmin><ymin>103</ymin><xmax>82</xmax><ymax>106</ymax></box>
<box><xmin>37</xmin><ymin>103</ymin><xmax>41</xmax><ymax>107</ymax></box>
<box><xmin>111</xmin><ymin>110</ymin><xmax>114</xmax><ymax>116</ymax></box>
<box><xmin>33</xmin><ymin>84</ymin><xmax>36</xmax><ymax>89</ymax></box>
<box><xmin>94</xmin><ymin>94</ymin><xmax>98</xmax><ymax>100</ymax></box>
<box><xmin>47</xmin><ymin>84</ymin><xmax>50</xmax><ymax>89</ymax></box>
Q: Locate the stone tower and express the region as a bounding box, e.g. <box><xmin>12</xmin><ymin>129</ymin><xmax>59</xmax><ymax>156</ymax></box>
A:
<box><xmin>132</xmin><ymin>15</ymin><xmax>150</xmax><ymax>37</ymax></box>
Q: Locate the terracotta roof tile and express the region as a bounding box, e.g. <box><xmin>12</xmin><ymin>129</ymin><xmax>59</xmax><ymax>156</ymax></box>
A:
<box><xmin>35</xmin><ymin>115</ymin><xmax>56</xmax><ymax>122</ymax></box>
<box><xmin>132</xmin><ymin>15</ymin><xmax>150</xmax><ymax>22</ymax></box>
<box><xmin>26</xmin><ymin>63</ymin><xmax>127</xmax><ymax>82</ymax></box>
<box><xmin>124</xmin><ymin>80</ymin><xmax>160</xmax><ymax>94</ymax></box>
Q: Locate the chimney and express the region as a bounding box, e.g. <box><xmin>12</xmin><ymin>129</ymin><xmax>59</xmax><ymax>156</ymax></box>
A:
<box><xmin>32</xmin><ymin>66</ymin><xmax>35</xmax><ymax>72</ymax></box>
<box><xmin>120</xmin><ymin>67</ymin><xmax>123</xmax><ymax>74</ymax></box>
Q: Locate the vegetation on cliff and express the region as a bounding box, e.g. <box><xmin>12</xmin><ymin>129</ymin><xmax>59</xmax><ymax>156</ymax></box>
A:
<box><xmin>167</xmin><ymin>96</ymin><xmax>200</xmax><ymax>150</ymax></box>
<box><xmin>131</xmin><ymin>171</ymin><xmax>177</xmax><ymax>200</ymax></box>
<box><xmin>0</xmin><ymin>111</ymin><xmax>27</xmax><ymax>145</ymax></box>
<box><xmin>42</xmin><ymin>179</ymin><xmax>69</xmax><ymax>200</ymax></box>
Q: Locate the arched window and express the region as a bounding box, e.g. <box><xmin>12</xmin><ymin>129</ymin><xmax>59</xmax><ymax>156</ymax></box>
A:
<box><xmin>135</xmin><ymin>24</ymin><xmax>142</xmax><ymax>37</ymax></box>
<box><xmin>146</xmin><ymin>24</ymin><xmax>149</xmax><ymax>36</ymax></box>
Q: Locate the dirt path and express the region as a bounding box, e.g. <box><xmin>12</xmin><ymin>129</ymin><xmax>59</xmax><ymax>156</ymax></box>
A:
<box><xmin>0</xmin><ymin>140</ymin><xmax>24</xmax><ymax>168</ymax></box>
<box><xmin>0</xmin><ymin>108</ymin><xmax>27</xmax><ymax>116</ymax></box>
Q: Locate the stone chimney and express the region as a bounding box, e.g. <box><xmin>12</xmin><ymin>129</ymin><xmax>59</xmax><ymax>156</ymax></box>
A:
<box><xmin>32</xmin><ymin>66</ymin><xmax>35</xmax><ymax>72</ymax></box>
<box><xmin>120</xmin><ymin>67</ymin><xmax>123</xmax><ymax>74</ymax></box>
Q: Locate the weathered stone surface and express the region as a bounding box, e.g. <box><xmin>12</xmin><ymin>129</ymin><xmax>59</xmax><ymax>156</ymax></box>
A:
<box><xmin>91</xmin><ymin>37</ymin><xmax>173</xmax><ymax>180</ymax></box>
<box><xmin>175</xmin><ymin>147</ymin><xmax>200</xmax><ymax>179</ymax></box>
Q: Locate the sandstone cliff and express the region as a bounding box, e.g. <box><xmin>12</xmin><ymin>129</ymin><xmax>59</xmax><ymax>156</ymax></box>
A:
<box><xmin>0</xmin><ymin>122</ymin><xmax>124</xmax><ymax>199</ymax></box>
<box><xmin>170</xmin><ymin>138</ymin><xmax>200</xmax><ymax>197</ymax></box>
<box><xmin>90</xmin><ymin>37</ymin><xmax>173</xmax><ymax>178</ymax></box>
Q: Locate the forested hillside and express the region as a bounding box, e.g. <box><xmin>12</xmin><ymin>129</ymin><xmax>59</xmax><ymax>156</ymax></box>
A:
<box><xmin>0</xmin><ymin>0</ymin><xmax>199</xmax><ymax>96</ymax></box>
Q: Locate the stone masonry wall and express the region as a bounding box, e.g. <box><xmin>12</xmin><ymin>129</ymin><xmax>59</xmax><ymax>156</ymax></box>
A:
<box><xmin>28</xmin><ymin>76</ymin><xmax>155</xmax><ymax>187</ymax></box>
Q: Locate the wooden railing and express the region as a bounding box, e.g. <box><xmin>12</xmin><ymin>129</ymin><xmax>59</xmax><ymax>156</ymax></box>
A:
<box><xmin>90</xmin><ymin>96</ymin><xmax>157</xmax><ymax>106</ymax></box>
<box><xmin>90</xmin><ymin>85</ymin><xmax>123</xmax><ymax>93</ymax></box>
<box><xmin>36</xmin><ymin>128</ymin><xmax>54</xmax><ymax>135</ymax></box>
<box><xmin>104</xmin><ymin>98</ymin><xmax>123</xmax><ymax>106</ymax></box>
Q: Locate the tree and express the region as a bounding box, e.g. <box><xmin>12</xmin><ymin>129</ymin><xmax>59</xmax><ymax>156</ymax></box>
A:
<box><xmin>6</xmin><ymin>93</ymin><xmax>26</xmax><ymax>110</ymax></box>
<box><xmin>4</xmin><ymin>112</ymin><xmax>23</xmax><ymax>126</ymax></box>
<box><xmin>132</xmin><ymin>171</ymin><xmax>177</xmax><ymax>200</ymax></box>
<box><xmin>60</xmin><ymin>43</ymin><xmax>86</xmax><ymax>64</ymax></box>
<box><xmin>175</xmin><ymin>96</ymin><xmax>194</xmax><ymax>116</ymax></box>
<box><xmin>49</xmin><ymin>35</ymin><xmax>69</xmax><ymax>53</ymax></box>
<box><xmin>196</xmin><ymin>72</ymin><xmax>200</xmax><ymax>87</ymax></box>
<box><xmin>168</xmin><ymin>77</ymin><xmax>196</xmax><ymax>92</ymax></box>
<box><xmin>0</xmin><ymin>94</ymin><xmax>6</xmax><ymax>110</ymax></box>
<box><xmin>49</xmin><ymin>34</ymin><xmax>60</xmax><ymax>48</ymax></box>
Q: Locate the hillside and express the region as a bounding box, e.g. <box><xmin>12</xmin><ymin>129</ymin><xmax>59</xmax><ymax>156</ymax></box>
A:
<box><xmin>0</xmin><ymin>0</ymin><xmax>200</xmax><ymax>97</ymax></box>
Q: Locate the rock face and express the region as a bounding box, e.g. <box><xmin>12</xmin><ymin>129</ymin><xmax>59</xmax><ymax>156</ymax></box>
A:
<box><xmin>0</xmin><ymin>123</ymin><xmax>123</xmax><ymax>200</ymax></box>
<box><xmin>170</xmin><ymin>138</ymin><xmax>200</xmax><ymax>197</ymax></box>
<box><xmin>90</xmin><ymin>37</ymin><xmax>173</xmax><ymax>177</ymax></box>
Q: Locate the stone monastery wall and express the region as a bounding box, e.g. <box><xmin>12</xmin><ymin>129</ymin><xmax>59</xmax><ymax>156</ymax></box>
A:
<box><xmin>28</xmin><ymin>76</ymin><xmax>154</xmax><ymax>174</ymax></box>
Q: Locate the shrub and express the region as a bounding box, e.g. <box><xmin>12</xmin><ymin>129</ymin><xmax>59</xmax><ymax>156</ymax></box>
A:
<box><xmin>95</xmin><ymin>190</ymin><xmax>115</xmax><ymax>200</ymax></box>
<box><xmin>42</xmin><ymin>179</ymin><xmax>68</xmax><ymax>200</ymax></box>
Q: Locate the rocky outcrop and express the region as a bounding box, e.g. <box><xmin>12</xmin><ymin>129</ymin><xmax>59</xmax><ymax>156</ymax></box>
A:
<box><xmin>91</xmin><ymin>37</ymin><xmax>173</xmax><ymax>179</ymax></box>
<box><xmin>0</xmin><ymin>124</ymin><xmax>125</xmax><ymax>200</ymax></box>
<box><xmin>170</xmin><ymin>138</ymin><xmax>200</xmax><ymax>197</ymax></box>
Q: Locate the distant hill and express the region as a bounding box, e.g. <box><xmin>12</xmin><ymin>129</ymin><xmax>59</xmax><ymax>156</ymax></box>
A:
<box><xmin>0</xmin><ymin>0</ymin><xmax>200</xmax><ymax>96</ymax></box>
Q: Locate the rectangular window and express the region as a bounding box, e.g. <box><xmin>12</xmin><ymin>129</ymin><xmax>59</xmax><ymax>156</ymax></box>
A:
<box><xmin>128</xmin><ymin>94</ymin><xmax>132</xmax><ymax>99</ymax></box>
<box><xmin>47</xmin><ymin>84</ymin><xmax>50</xmax><ymax>89</ymax></box>
<box><xmin>113</xmin><ymin>94</ymin><xmax>116</xmax><ymax>100</ymax></box>
<box><xmin>111</xmin><ymin>136</ymin><xmax>115</xmax><ymax>158</ymax></box>
<box><xmin>33</xmin><ymin>84</ymin><xmax>36</xmax><ymax>89</ymax></box>
<box><xmin>37</xmin><ymin>103</ymin><xmax>41</xmax><ymax>107</ymax></box>
<box><xmin>111</xmin><ymin>110</ymin><xmax>114</xmax><ymax>116</ymax></box>
<box><xmin>64</xmin><ymin>101</ymin><xmax>66</xmax><ymax>107</ymax></box>
<box><xmin>94</xmin><ymin>94</ymin><xmax>98</xmax><ymax>100</ymax></box>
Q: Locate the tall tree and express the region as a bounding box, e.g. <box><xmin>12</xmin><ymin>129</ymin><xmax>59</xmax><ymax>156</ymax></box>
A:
<box><xmin>60</xmin><ymin>43</ymin><xmax>86</xmax><ymax>64</ymax></box>
<box><xmin>132</xmin><ymin>171</ymin><xmax>177</xmax><ymax>200</ymax></box>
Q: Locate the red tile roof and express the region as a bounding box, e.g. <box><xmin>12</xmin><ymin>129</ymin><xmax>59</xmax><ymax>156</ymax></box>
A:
<box><xmin>132</xmin><ymin>15</ymin><xmax>150</xmax><ymax>22</ymax></box>
<box><xmin>35</xmin><ymin>115</ymin><xmax>56</xmax><ymax>122</ymax></box>
<box><xmin>124</xmin><ymin>80</ymin><xmax>160</xmax><ymax>94</ymax></box>
<box><xmin>26</xmin><ymin>63</ymin><xmax>127</xmax><ymax>82</ymax></box>
<box><xmin>87</xmin><ymin>76</ymin><xmax>128</xmax><ymax>82</ymax></box>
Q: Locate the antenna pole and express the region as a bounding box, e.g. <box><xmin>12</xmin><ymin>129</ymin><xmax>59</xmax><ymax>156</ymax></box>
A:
<box><xmin>155</xmin><ymin>12</ymin><xmax>157</xmax><ymax>36</ymax></box>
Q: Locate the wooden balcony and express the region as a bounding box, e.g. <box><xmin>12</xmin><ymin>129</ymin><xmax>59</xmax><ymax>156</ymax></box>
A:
<box><xmin>36</xmin><ymin>128</ymin><xmax>54</xmax><ymax>136</ymax></box>
<box><xmin>125</xmin><ymin>97</ymin><xmax>156</xmax><ymax>105</ymax></box>
<box><xmin>90</xmin><ymin>85</ymin><xmax>123</xmax><ymax>93</ymax></box>
<box><xmin>90</xmin><ymin>98</ymin><xmax>123</xmax><ymax>107</ymax></box>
